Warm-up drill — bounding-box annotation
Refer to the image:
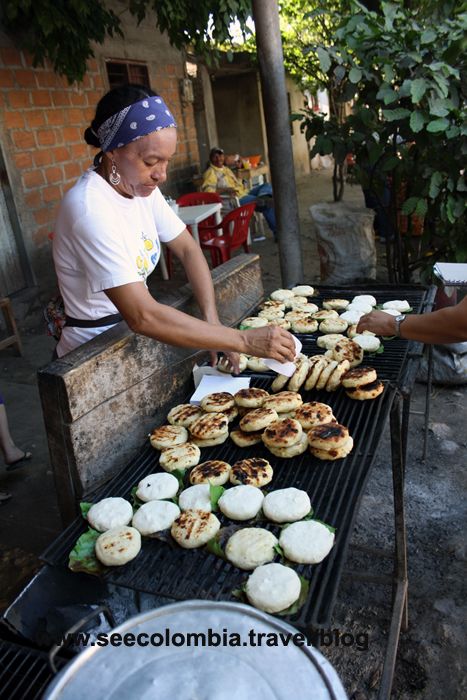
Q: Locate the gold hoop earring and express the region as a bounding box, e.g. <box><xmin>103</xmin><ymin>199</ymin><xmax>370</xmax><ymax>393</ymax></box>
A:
<box><xmin>109</xmin><ymin>160</ymin><xmax>121</xmax><ymax>186</ymax></box>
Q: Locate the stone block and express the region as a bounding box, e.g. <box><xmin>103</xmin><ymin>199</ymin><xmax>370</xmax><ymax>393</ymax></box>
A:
<box><xmin>38</xmin><ymin>254</ymin><xmax>263</xmax><ymax>525</ymax></box>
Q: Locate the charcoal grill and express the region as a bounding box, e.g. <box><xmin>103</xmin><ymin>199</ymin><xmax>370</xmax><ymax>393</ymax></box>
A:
<box><xmin>0</xmin><ymin>639</ymin><xmax>66</xmax><ymax>700</ymax></box>
<box><xmin>7</xmin><ymin>284</ymin><xmax>437</xmax><ymax>700</ymax></box>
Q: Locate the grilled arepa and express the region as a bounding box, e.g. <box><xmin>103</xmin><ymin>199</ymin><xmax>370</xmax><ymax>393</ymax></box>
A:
<box><xmin>171</xmin><ymin>510</ymin><xmax>220</xmax><ymax>549</ymax></box>
<box><xmin>230</xmin><ymin>457</ymin><xmax>273</xmax><ymax>487</ymax></box>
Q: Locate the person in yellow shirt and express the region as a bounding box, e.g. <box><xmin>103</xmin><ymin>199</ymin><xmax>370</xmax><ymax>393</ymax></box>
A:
<box><xmin>201</xmin><ymin>148</ymin><xmax>276</xmax><ymax>238</ymax></box>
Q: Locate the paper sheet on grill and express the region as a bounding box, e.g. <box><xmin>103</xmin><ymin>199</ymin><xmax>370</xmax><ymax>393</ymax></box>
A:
<box><xmin>190</xmin><ymin>369</ymin><xmax>250</xmax><ymax>404</ymax></box>
<box><xmin>263</xmin><ymin>335</ymin><xmax>303</xmax><ymax>377</ymax></box>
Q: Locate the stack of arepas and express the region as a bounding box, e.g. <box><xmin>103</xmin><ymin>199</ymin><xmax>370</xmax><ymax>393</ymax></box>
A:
<box><xmin>341</xmin><ymin>366</ymin><xmax>384</xmax><ymax>400</ymax></box>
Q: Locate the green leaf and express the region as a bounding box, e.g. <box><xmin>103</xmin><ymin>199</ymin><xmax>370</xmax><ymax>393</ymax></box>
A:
<box><xmin>457</xmin><ymin>176</ymin><xmax>467</xmax><ymax>193</ymax></box>
<box><xmin>209</xmin><ymin>484</ymin><xmax>225</xmax><ymax>511</ymax></box>
<box><xmin>421</xmin><ymin>29</ymin><xmax>436</xmax><ymax>44</ymax></box>
<box><xmin>80</xmin><ymin>502</ymin><xmax>93</xmax><ymax>518</ymax></box>
<box><xmin>401</xmin><ymin>197</ymin><xmax>419</xmax><ymax>215</ymax></box>
<box><xmin>410</xmin><ymin>78</ymin><xmax>427</xmax><ymax>103</ymax></box>
<box><xmin>349</xmin><ymin>67</ymin><xmax>362</xmax><ymax>84</ymax></box>
<box><xmin>429</xmin><ymin>172</ymin><xmax>443</xmax><ymax>199</ymax></box>
<box><xmin>205</xmin><ymin>534</ymin><xmax>226</xmax><ymax>559</ymax></box>
<box><xmin>382</xmin><ymin>108</ymin><xmax>411</xmax><ymax>122</ymax></box>
<box><xmin>410</xmin><ymin>111</ymin><xmax>425</xmax><ymax>133</ymax></box>
<box><xmin>274</xmin><ymin>543</ymin><xmax>285</xmax><ymax>558</ymax></box>
<box><xmin>171</xmin><ymin>469</ymin><xmax>187</xmax><ymax>490</ymax></box>
<box><xmin>312</xmin><ymin>519</ymin><xmax>336</xmax><ymax>534</ymax></box>
<box><xmin>415</xmin><ymin>199</ymin><xmax>428</xmax><ymax>217</ymax></box>
<box><xmin>316</xmin><ymin>47</ymin><xmax>331</xmax><ymax>73</ymax></box>
<box><xmin>427</xmin><ymin>118</ymin><xmax>449</xmax><ymax>133</ymax></box>
<box><xmin>381</xmin><ymin>156</ymin><xmax>401</xmax><ymax>172</ymax></box>
<box><xmin>130</xmin><ymin>486</ymin><xmax>145</xmax><ymax>510</ymax></box>
<box><xmin>69</xmin><ymin>528</ymin><xmax>104</xmax><ymax>575</ymax></box>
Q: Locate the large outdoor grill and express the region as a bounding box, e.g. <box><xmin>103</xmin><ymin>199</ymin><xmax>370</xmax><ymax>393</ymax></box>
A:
<box><xmin>1</xmin><ymin>282</ymin><xmax>436</xmax><ymax>699</ymax></box>
<box><xmin>42</xmin><ymin>284</ymin><xmax>432</xmax><ymax>624</ymax></box>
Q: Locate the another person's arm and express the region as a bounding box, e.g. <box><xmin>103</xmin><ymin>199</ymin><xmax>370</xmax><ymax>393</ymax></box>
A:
<box><xmin>357</xmin><ymin>296</ymin><xmax>467</xmax><ymax>344</ymax></box>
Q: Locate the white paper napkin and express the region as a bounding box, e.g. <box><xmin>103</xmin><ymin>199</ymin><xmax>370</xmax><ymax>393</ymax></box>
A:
<box><xmin>263</xmin><ymin>336</ymin><xmax>303</xmax><ymax>377</ymax></box>
<box><xmin>190</xmin><ymin>372</ymin><xmax>251</xmax><ymax>405</ymax></box>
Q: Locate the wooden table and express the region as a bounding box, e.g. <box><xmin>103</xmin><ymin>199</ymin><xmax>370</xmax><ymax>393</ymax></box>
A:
<box><xmin>236</xmin><ymin>163</ymin><xmax>270</xmax><ymax>191</ymax></box>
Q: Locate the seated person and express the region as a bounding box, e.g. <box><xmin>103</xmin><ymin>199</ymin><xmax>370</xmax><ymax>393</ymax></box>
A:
<box><xmin>201</xmin><ymin>147</ymin><xmax>276</xmax><ymax>238</ymax></box>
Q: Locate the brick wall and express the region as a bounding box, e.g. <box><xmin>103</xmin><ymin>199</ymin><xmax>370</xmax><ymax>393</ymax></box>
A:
<box><xmin>0</xmin><ymin>13</ymin><xmax>199</xmax><ymax>302</ymax></box>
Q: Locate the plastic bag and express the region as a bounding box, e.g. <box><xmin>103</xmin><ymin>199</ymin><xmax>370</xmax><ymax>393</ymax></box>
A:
<box><xmin>417</xmin><ymin>343</ymin><xmax>467</xmax><ymax>385</ymax></box>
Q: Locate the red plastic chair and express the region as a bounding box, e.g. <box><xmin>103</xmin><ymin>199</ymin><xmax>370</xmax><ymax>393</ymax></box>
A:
<box><xmin>165</xmin><ymin>192</ymin><xmax>223</xmax><ymax>277</ymax></box>
<box><xmin>199</xmin><ymin>202</ymin><xmax>256</xmax><ymax>267</ymax></box>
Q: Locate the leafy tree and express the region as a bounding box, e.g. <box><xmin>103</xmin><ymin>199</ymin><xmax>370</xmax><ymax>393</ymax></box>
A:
<box><xmin>1</xmin><ymin>0</ymin><xmax>252</xmax><ymax>84</ymax></box>
<box><xmin>294</xmin><ymin>0</ymin><xmax>467</xmax><ymax>282</ymax></box>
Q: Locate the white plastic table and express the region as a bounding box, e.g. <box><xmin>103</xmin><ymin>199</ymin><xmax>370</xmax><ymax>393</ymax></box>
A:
<box><xmin>177</xmin><ymin>203</ymin><xmax>222</xmax><ymax>244</ymax></box>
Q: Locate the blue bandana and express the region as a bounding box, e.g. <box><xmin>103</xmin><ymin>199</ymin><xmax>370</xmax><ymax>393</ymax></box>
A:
<box><xmin>97</xmin><ymin>96</ymin><xmax>177</xmax><ymax>152</ymax></box>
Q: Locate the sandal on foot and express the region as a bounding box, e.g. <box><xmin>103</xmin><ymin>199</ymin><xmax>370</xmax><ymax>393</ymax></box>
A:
<box><xmin>6</xmin><ymin>451</ymin><xmax>32</xmax><ymax>471</ymax></box>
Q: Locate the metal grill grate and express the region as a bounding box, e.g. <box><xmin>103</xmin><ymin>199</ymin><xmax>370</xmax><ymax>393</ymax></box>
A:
<box><xmin>42</xmin><ymin>285</ymin><xmax>431</xmax><ymax>629</ymax></box>
<box><xmin>0</xmin><ymin>639</ymin><xmax>65</xmax><ymax>700</ymax></box>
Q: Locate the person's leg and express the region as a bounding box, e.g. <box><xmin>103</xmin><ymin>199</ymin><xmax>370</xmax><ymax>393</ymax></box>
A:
<box><xmin>0</xmin><ymin>399</ymin><xmax>31</xmax><ymax>467</ymax></box>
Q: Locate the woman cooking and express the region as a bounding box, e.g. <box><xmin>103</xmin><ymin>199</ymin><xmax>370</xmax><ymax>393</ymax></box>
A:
<box><xmin>53</xmin><ymin>84</ymin><xmax>295</xmax><ymax>370</ymax></box>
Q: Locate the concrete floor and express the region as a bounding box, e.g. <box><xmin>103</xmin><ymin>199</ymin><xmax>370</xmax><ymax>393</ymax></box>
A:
<box><xmin>1</xmin><ymin>169</ymin><xmax>465</xmax><ymax>699</ymax></box>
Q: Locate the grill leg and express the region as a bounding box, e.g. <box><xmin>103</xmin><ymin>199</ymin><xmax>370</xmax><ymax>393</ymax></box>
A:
<box><xmin>378</xmin><ymin>395</ymin><xmax>409</xmax><ymax>700</ymax></box>
<box><xmin>422</xmin><ymin>344</ymin><xmax>433</xmax><ymax>461</ymax></box>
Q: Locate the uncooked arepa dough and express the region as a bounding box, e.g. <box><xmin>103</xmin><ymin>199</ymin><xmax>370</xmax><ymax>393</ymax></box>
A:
<box><xmin>136</xmin><ymin>472</ymin><xmax>179</xmax><ymax>502</ymax></box>
<box><xmin>279</xmin><ymin>520</ymin><xmax>335</xmax><ymax>564</ymax></box>
<box><xmin>87</xmin><ymin>497</ymin><xmax>133</xmax><ymax>532</ymax></box>
<box><xmin>218</xmin><ymin>485</ymin><xmax>264</xmax><ymax>520</ymax></box>
<box><xmin>262</xmin><ymin>487</ymin><xmax>311</xmax><ymax>523</ymax></box>
<box><xmin>132</xmin><ymin>501</ymin><xmax>180</xmax><ymax>536</ymax></box>
<box><xmin>245</xmin><ymin>563</ymin><xmax>301</xmax><ymax>613</ymax></box>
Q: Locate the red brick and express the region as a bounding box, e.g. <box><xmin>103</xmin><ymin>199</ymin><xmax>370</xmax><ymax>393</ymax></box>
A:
<box><xmin>46</xmin><ymin>109</ymin><xmax>65</xmax><ymax>126</ymax></box>
<box><xmin>70</xmin><ymin>143</ymin><xmax>90</xmax><ymax>159</ymax></box>
<box><xmin>64</xmin><ymin>162</ymin><xmax>82</xmax><ymax>179</ymax></box>
<box><xmin>36</xmin><ymin>71</ymin><xmax>59</xmax><ymax>88</ymax></box>
<box><xmin>93</xmin><ymin>74</ymin><xmax>104</xmax><ymax>89</ymax></box>
<box><xmin>43</xmin><ymin>184</ymin><xmax>62</xmax><ymax>203</ymax></box>
<box><xmin>69</xmin><ymin>91</ymin><xmax>88</xmax><ymax>106</ymax></box>
<box><xmin>11</xmin><ymin>131</ymin><xmax>35</xmax><ymax>149</ymax></box>
<box><xmin>87</xmin><ymin>59</ymin><xmax>99</xmax><ymax>73</ymax></box>
<box><xmin>0</xmin><ymin>48</ymin><xmax>22</xmax><ymax>66</ymax></box>
<box><xmin>25</xmin><ymin>190</ymin><xmax>43</xmax><ymax>208</ymax></box>
<box><xmin>36</xmin><ymin>129</ymin><xmax>56</xmax><ymax>146</ymax></box>
<box><xmin>34</xmin><ymin>208</ymin><xmax>53</xmax><ymax>225</ymax></box>
<box><xmin>4</xmin><ymin>111</ymin><xmax>24</xmax><ymax>129</ymax></box>
<box><xmin>25</xmin><ymin>110</ymin><xmax>46</xmax><ymax>128</ymax></box>
<box><xmin>63</xmin><ymin>126</ymin><xmax>81</xmax><ymax>142</ymax></box>
<box><xmin>44</xmin><ymin>166</ymin><xmax>62</xmax><ymax>184</ymax></box>
<box><xmin>13</xmin><ymin>69</ymin><xmax>37</xmax><ymax>88</ymax></box>
<box><xmin>7</xmin><ymin>91</ymin><xmax>31</xmax><ymax>109</ymax></box>
<box><xmin>0</xmin><ymin>69</ymin><xmax>15</xmax><ymax>87</ymax></box>
<box><xmin>32</xmin><ymin>90</ymin><xmax>52</xmax><ymax>107</ymax></box>
<box><xmin>66</xmin><ymin>108</ymin><xmax>84</xmax><ymax>125</ymax></box>
<box><xmin>14</xmin><ymin>152</ymin><xmax>33</xmax><ymax>169</ymax></box>
<box><xmin>52</xmin><ymin>91</ymin><xmax>70</xmax><ymax>107</ymax></box>
<box><xmin>52</xmin><ymin>146</ymin><xmax>70</xmax><ymax>162</ymax></box>
<box><xmin>23</xmin><ymin>170</ymin><xmax>45</xmax><ymax>188</ymax></box>
<box><xmin>33</xmin><ymin>150</ymin><xmax>54</xmax><ymax>167</ymax></box>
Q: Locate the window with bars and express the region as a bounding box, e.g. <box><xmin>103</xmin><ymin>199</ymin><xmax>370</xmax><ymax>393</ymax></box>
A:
<box><xmin>106</xmin><ymin>61</ymin><xmax>150</xmax><ymax>89</ymax></box>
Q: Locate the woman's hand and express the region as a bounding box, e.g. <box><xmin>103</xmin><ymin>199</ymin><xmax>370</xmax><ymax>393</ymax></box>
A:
<box><xmin>216</xmin><ymin>351</ymin><xmax>241</xmax><ymax>374</ymax></box>
<box><xmin>241</xmin><ymin>326</ymin><xmax>296</xmax><ymax>362</ymax></box>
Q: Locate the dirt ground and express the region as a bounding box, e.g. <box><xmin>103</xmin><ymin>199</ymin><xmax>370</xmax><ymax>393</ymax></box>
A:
<box><xmin>1</xmin><ymin>168</ymin><xmax>466</xmax><ymax>699</ymax></box>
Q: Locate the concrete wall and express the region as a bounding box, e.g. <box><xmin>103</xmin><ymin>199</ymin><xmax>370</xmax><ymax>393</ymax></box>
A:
<box><xmin>37</xmin><ymin>254</ymin><xmax>264</xmax><ymax>526</ymax></box>
<box><xmin>0</xmin><ymin>9</ymin><xmax>198</xmax><ymax>303</ymax></box>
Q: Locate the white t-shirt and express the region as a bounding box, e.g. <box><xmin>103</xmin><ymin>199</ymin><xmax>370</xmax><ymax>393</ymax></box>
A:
<box><xmin>53</xmin><ymin>169</ymin><xmax>185</xmax><ymax>357</ymax></box>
